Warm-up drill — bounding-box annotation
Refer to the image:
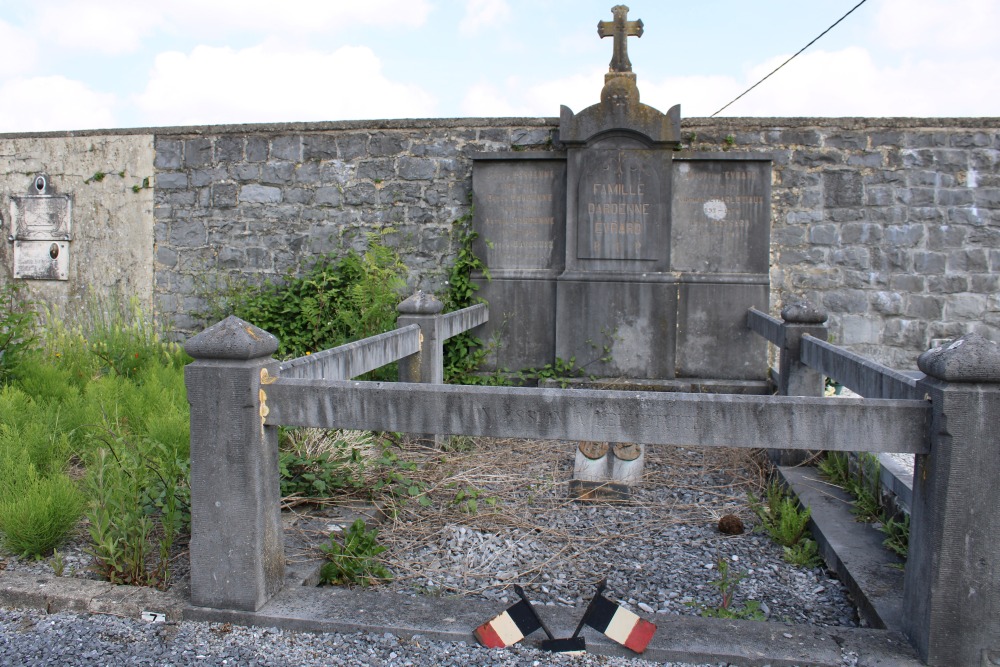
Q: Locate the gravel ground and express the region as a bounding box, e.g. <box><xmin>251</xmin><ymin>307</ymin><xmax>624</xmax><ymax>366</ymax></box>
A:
<box><xmin>0</xmin><ymin>607</ymin><xmax>742</xmax><ymax>667</ymax></box>
<box><xmin>1</xmin><ymin>439</ymin><xmax>863</xmax><ymax>665</ymax></box>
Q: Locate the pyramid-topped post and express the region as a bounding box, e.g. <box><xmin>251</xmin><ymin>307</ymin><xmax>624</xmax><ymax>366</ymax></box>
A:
<box><xmin>903</xmin><ymin>332</ymin><xmax>1000</xmax><ymax>665</ymax></box>
<box><xmin>184</xmin><ymin>316</ymin><xmax>284</xmax><ymax>611</ymax></box>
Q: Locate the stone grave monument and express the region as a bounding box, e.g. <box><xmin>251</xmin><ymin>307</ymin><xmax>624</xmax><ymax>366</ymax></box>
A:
<box><xmin>470</xmin><ymin>6</ymin><xmax>773</xmax><ymax>496</ymax></box>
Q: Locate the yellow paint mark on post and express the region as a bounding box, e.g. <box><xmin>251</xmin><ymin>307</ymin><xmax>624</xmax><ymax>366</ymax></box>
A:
<box><xmin>259</xmin><ymin>388</ymin><xmax>269</xmax><ymax>434</ymax></box>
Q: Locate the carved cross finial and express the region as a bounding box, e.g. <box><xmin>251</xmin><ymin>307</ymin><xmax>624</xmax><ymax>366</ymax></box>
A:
<box><xmin>598</xmin><ymin>5</ymin><xmax>643</xmax><ymax>73</ymax></box>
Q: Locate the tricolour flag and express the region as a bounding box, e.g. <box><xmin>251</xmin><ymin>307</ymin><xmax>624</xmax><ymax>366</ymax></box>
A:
<box><xmin>473</xmin><ymin>599</ymin><xmax>544</xmax><ymax>648</ymax></box>
<box><xmin>581</xmin><ymin>592</ymin><xmax>656</xmax><ymax>653</ymax></box>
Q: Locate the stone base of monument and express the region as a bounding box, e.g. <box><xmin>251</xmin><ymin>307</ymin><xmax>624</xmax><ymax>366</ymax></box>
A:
<box><xmin>569</xmin><ymin>441</ymin><xmax>643</xmax><ymax>501</ymax></box>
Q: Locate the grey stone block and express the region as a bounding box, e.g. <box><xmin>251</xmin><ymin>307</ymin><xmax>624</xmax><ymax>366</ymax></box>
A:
<box><xmin>215</xmin><ymin>136</ymin><xmax>245</xmax><ymax>162</ymax></box>
<box><xmin>398</xmin><ymin>157</ymin><xmax>437</xmax><ymax>180</ymax></box>
<box><xmin>212</xmin><ymin>183</ymin><xmax>238</xmax><ymax>208</ymax></box>
<box><xmin>912</xmin><ymin>251</ymin><xmax>946</xmax><ymax>274</ymax></box>
<box><xmin>809</xmin><ymin>224</ymin><xmax>838</xmax><ymax>245</ymax></box>
<box><xmin>189</xmin><ymin>167</ymin><xmax>227</xmax><ymax>188</ymax></box>
<box><xmin>261</xmin><ymin>162</ymin><xmax>295</xmax><ymax>185</ymax></box>
<box><xmin>905</xmin><ymin>295</ymin><xmax>943</xmax><ymax>320</ymax></box>
<box><xmin>246</xmin><ymin>136</ymin><xmax>268</xmax><ymax>162</ymax></box>
<box><xmin>283</xmin><ymin>188</ymin><xmax>313</xmax><ymax>205</ymax></box>
<box><xmin>927</xmin><ymin>275</ymin><xmax>968</xmax><ymax>294</ymax></box>
<box><xmin>320</xmin><ymin>160</ymin><xmax>355</xmax><ymax>185</ymax></box>
<box><xmin>239</xmin><ymin>185</ymin><xmax>282</xmax><ymax>204</ymax></box>
<box><xmin>231</xmin><ymin>163</ymin><xmax>261</xmax><ymax>182</ymax></box>
<box><xmin>885</xmin><ymin>224</ymin><xmax>924</xmax><ymax>247</ymax></box>
<box><xmin>154</xmin><ymin>139</ymin><xmax>183</xmax><ymax>169</ymax></box>
<box><xmin>943</xmin><ymin>293</ymin><xmax>987</xmax><ymax>320</ymax></box>
<box><xmin>270</xmin><ymin>135</ymin><xmax>301</xmax><ymax>161</ymax></box>
<box><xmin>156</xmin><ymin>172</ymin><xmax>188</xmax><ymax>190</ymax></box>
<box><xmin>302</xmin><ymin>135</ymin><xmax>338</xmax><ymax>160</ymax></box>
<box><xmin>357</xmin><ymin>159</ymin><xmax>394</xmax><ymax>182</ymax></box>
<box><xmin>184</xmin><ymin>139</ymin><xmax>213</xmax><ymax>167</ymax></box>
<box><xmin>824</xmin><ymin>171</ymin><xmax>864</xmax><ymax>207</ymax></box>
<box><xmin>163</xmin><ymin>190</ymin><xmax>196</xmax><ymax>207</ymax></box>
<box><xmin>369</xmin><ymin>133</ymin><xmax>408</xmax><ymax>157</ymax></box>
<box><xmin>292</xmin><ymin>162</ymin><xmax>320</xmax><ymax>185</ymax></box>
<box><xmin>829</xmin><ymin>208</ymin><xmax>865</xmax><ymax>223</ymax></box>
<box><xmin>337</xmin><ymin>133</ymin><xmax>369</xmax><ymax>160</ymax></box>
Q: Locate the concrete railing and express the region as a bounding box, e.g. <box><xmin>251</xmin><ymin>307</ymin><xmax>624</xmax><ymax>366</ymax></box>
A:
<box><xmin>749</xmin><ymin>300</ymin><xmax>1000</xmax><ymax>666</ymax></box>
<box><xmin>183</xmin><ymin>296</ymin><xmax>999</xmax><ymax>665</ymax></box>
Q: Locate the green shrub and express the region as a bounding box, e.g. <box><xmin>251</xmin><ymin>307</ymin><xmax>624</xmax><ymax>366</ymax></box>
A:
<box><xmin>0</xmin><ymin>296</ymin><xmax>190</xmax><ymax>581</ymax></box>
<box><xmin>319</xmin><ymin>519</ymin><xmax>392</xmax><ymax>587</ymax></box>
<box><xmin>0</xmin><ymin>472</ymin><xmax>84</xmax><ymax>558</ymax></box>
<box><xmin>85</xmin><ymin>442</ymin><xmax>186</xmax><ymax>589</ymax></box>
<box><xmin>207</xmin><ymin>241</ymin><xmax>407</xmax><ymax>372</ymax></box>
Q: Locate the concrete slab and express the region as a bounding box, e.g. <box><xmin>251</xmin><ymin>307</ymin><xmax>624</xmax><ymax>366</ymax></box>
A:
<box><xmin>184</xmin><ymin>583</ymin><xmax>921</xmax><ymax>666</ymax></box>
<box><xmin>779</xmin><ymin>465</ymin><xmax>906</xmax><ymax>633</ymax></box>
<box><xmin>0</xmin><ymin>572</ymin><xmax>185</xmax><ymax>621</ymax></box>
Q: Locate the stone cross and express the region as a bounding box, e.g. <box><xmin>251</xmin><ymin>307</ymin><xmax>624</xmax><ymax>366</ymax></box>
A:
<box><xmin>598</xmin><ymin>5</ymin><xmax>643</xmax><ymax>73</ymax></box>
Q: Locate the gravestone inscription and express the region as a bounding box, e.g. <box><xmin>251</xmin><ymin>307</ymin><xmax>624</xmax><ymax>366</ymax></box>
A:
<box><xmin>471</xmin><ymin>5</ymin><xmax>771</xmax><ymax>384</ymax></box>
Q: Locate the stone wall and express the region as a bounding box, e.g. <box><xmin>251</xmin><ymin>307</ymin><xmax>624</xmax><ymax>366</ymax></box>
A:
<box><xmin>0</xmin><ymin>132</ymin><xmax>155</xmax><ymax>318</ymax></box>
<box><xmin>682</xmin><ymin>117</ymin><xmax>1000</xmax><ymax>369</ymax></box>
<box><xmin>0</xmin><ymin>116</ymin><xmax>996</xmax><ymax>372</ymax></box>
<box><xmin>151</xmin><ymin>119</ymin><xmax>555</xmax><ymax>333</ymax></box>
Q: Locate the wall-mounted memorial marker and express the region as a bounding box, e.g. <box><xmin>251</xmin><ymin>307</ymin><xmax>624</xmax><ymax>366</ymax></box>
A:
<box><xmin>471</xmin><ymin>4</ymin><xmax>771</xmax><ymax>385</ymax></box>
<box><xmin>8</xmin><ymin>175</ymin><xmax>72</xmax><ymax>281</ymax></box>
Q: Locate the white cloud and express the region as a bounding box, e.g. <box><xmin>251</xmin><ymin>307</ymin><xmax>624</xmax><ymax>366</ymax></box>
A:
<box><xmin>874</xmin><ymin>0</ymin><xmax>1000</xmax><ymax>55</ymax></box>
<box><xmin>0</xmin><ymin>21</ymin><xmax>38</xmax><ymax>77</ymax></box>
<box><xmin>459</xmin><ymin>0</ymin><xmax>511</xmax><ymax>36</ymax></box>
<box><xmin>460</xmin><ymin>69</ymin><xmax>605</xmax><ymax>117</ymax></box>
<box><xmin>35</xmin><ymin>2</ymin><xmax>161</xmax><ymax>55</ymax></box>
<box><xmin>134</xmin><ymin>44</ymin><xmax>437</xmax><ymax>126</ymax></box>
<box><xmin>642</xmin><ymin>45</ymin><xmax>1000</xmax><ymax>118</ymax></box>
<box><xmin>27</xmin><ymin>0</ymin><xmax>432</xmax><ymax>55</ymax></box>
<box><xmin>161</xmin><ymin>0</ymin><xmax>432</xmax><ymax>36</ymax></box>
<box><xmin>0</xmin><ymin>77</ymin><xmax>116</xmax><ymax>131</ymax></box>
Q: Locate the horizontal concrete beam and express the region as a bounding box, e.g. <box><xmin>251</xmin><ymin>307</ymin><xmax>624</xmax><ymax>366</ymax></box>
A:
<box><xmin>801</xmin><ymin>335</ymin><xmax>924</xmax><ymax>400</ymax></box>
<box><xmin>265</xmin><ymin>381</ymin><xmax>930</xmax><ymax>454</ymax></box>
<box><xmin>439</xmin><ymin>303</ymin><xmax>488</xmax><ymax>340</ymax></box>
<box><xmin>746</xmin><ymin>307</ymin><xmax>784</xmax><ymax>346</ymax></box>
<box><xmin>277</xmin><ymin>325</ymin><xmax>420</xmax><ymax>380</ymax></box>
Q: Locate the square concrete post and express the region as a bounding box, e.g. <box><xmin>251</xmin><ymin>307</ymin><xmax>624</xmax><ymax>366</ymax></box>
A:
<box><xmin>770</xmin><ymin>300</ymin><xmax>828</xmax><ymax>466</ymax></box>
<box><xmin>397</xmin><ymin>291</ymin><xmax>445</xmax><ymax>446</ymax></box>
<box><xmin>184</xmin><ymin>316</ymin><xmax>284</xmax><ymax>611</ymax></box>
<box><xmin>397</xmin><ymin>291</ymin><xmax>445</xmax><ymax>385</ymax></box>
<box><xmin>903</xmin><ymin>333</ymin><xmax>1000</xmax><ymax>665</ymax></box>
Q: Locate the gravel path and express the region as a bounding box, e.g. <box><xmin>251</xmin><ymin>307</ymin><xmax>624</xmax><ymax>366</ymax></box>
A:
<box><xmin>0</xmin><ymin>608</ymin><xmax>740</xmax><ymax>667</ymax></box>
<box><xmin>1</xmin><ymin>439</ymin><xmax>863</xmax><ymax>665</ymax></box>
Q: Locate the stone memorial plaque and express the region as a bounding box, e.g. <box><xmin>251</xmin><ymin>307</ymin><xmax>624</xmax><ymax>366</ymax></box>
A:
<box><xmin>576</xmin><ymin>149</ymin><xmax>665</xmax><ymax>261</ymax></box>
<box><xmin>10</xmin><ymin>195</ymin><xmax>71</xmax><ymax>240</ymax></box>
<box><xmin>473</xmin><ymin>157</ymin><xmax>565</xmax><ymax>272</ymax></box>
<box><xmin>13</xmin><ymin>241</ymin><xmax>69</xmax><ymax>280</ymax></box>
<box><xmin>10</xmin><ymin>193</ymin><xmax>72</xmax><ymax>281</ymax></box>
<box><xmin>670</xmin><ymin>159</ymin><xmax>770</xmax><ymax>274</ymax></box>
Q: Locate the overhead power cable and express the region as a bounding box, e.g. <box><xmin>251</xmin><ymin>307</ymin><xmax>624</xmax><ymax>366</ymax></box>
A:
<box><xmin>710</xmin><ymin>0</ymin><xmax>869</xmax><ymax>117</ymax></box>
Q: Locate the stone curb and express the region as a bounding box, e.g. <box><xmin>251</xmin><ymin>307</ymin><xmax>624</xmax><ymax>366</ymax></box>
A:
<box><xmin>0</xmin><ymin>572</ymin><xmax>186</xmax><ymax>622</ymax></box>
<box><xmin>778</xmin><ymin>465</ymin><xmax>906</xmax><ymax>633</ymax></box>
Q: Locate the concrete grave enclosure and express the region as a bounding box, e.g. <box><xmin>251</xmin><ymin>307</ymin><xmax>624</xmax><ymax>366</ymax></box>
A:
<box><xmin>0</xmin><ymin>21</ymin><xmax>999</xmax><ymax>663</ymax></box>
<box><xmin>0</xmin><ymin>116</ymin><xmax>997</xmax><ymax>374</ymax></box>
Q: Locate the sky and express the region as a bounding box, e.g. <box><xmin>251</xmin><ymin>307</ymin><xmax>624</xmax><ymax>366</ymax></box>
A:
<box><xmin>0</xmin><ymin>0</ymin><xmax>998</xmax><ymax>133</ymax></box>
